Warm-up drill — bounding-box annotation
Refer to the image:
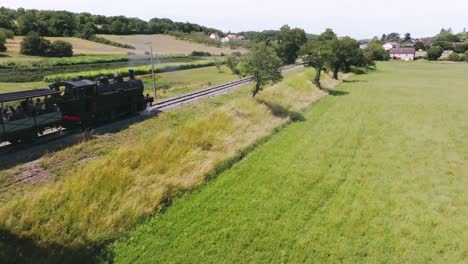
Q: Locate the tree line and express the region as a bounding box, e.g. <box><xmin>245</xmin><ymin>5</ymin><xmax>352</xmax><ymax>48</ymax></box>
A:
<box><xmin>0</xmin><ymin>7</ymin><xmax>224</xmax><ymax>39</ymax></box>
<box><xmin>226</xmin><ymin>27</ymin><xmax>377</xmax><ymax>98</ymax></box>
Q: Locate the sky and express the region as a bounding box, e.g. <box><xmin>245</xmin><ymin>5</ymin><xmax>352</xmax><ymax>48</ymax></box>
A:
<box><xmin>2</xmin><ymin>0</ymin><xmax>467</xmax><ymax>39</ymax></box>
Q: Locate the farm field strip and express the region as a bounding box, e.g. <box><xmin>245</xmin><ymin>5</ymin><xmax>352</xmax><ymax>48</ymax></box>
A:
<box><xmin>97</xmin><ymin>34</ymin><xmax>243</xmax><ymax>55</ymax></box>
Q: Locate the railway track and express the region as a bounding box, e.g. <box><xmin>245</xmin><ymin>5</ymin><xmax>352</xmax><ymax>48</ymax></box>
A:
<box><xmin>0</xmin><ymin>63</ymin><xmax>303</xmax><ymax>168</ymax></box>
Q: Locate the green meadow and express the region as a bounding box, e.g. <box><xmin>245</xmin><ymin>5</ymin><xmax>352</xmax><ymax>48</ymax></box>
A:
<box><xmin>111</xmin><ymin>61</ymin><xmax>468</xmax><ymax>263</ymax></box>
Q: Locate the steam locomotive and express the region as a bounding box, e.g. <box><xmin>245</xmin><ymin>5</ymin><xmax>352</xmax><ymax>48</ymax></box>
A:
<box><xmin>0</xmin><ymin>70</ymin><xmax>153</xmax><ymax>144</ymax></box>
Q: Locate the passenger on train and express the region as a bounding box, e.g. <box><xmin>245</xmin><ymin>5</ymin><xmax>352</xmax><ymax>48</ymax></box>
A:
<box><xmin>35</xmin><ymin>98</ymin><xmax>43</xmax><ymax>114</ymax></box>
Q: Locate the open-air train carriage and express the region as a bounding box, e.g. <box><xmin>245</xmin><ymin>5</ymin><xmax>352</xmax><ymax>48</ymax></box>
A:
<box><xmin>0</xmin><ymin>89</ymin><xmax>62</xmax><ymax>144</ymax></box>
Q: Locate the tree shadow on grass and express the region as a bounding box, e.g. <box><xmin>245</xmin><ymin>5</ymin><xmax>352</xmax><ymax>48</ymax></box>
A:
<box><xmin>0</xmin><ymin>229</ymin><xmax>103</xmax><ymax>264</ymax></box>
<box><xmin>256</xmin><ymin>99</ymin><xmax>305</xmax><ymax>122</ymax></box>
<box><xmin>322</xmin><ymin>88</ymin><xmax>350</xmax><ymax>97</ymax></box>
<box><xmin>342</xmin><ymin>79</ymin><xmax>368</xmax><ymax>83</ymax></box>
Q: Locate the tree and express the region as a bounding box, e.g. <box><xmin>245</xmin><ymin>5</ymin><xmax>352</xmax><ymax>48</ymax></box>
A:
<box><xmin>225</xmin><ymin>53</ymin><xmax>240</xmax><ymax>74</ymax></box>
<box><xmin>0</xmin><ymin>34</ymin><xmax>6</xmax><ymax>52</ymax></box>
<box><xmin>214</xmin><ymin>58</ymin><xmax>222</xmax><ymax>73</ymax></box>
<box><xmin>414</xmin><ymin>41</ymin><xmax>426</xmax><ymax>51</ymax></box>
<box><xmin>330</xmin><ymin>37</ymin><xmax>360</xmax><ymax>79</ymax></box>
<box><xmin>20</xmin><ymin>31</ymin><xmax>51</xmax><ymax>56</ymax></box>
<box><xmin>403</xmin><ymin>33</ymin><xmax>412</xmax><ymax>42</ymax></box>
<box><xmin>275</xmin><ymin>25</ymin><xmax>307</xmax><ymax>64</ymax></box>
<box><xmin>49</xmin><ymin>40</ymin><xmax>73</xmax><ymax>57</ymax></box>
<box><xmin>364</xmin><ymin>40</ymin><xmax>390</xmax><ymax>61</ymax></box>
<box><xmin>465</xmin><ymin>51</ymin><xmax>468</xmax><ymax>62</ymax></box>
<box><xmin>238</xmin><ymin>42</ymin><xmax>283</xmax><ymax>98</ymax></box>
<box><xmin>427</xmin><ymin>46</ymin><xmax>443</xmax><ymax>61</ymax></box>
<box><xmin>299</xmin><ymin>31</ymin><xmax>335</xmax><ymax>88</ymax></box>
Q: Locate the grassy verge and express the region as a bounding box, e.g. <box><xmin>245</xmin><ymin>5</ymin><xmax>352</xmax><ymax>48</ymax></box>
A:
<box><xmin>43</xmin><ymin>59</ymin><xmax>216</xmax><ymax>82</ymax></box>
<box><xmin>110</xmin><ymin>61</ymin><xmax>468</xmax><ymax>263</ymax></box>
<box><xmin>0</xmin><ymin>67</ymin><xmax>343</xmax><ymax>262</ymax></box>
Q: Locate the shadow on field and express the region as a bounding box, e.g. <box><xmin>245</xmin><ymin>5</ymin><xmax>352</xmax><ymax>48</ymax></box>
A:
<box><xmin>342</xmin><ymin>79</ymin><xmax>368</xmax><ymax>83</ymax></box>
<box><xmin>0</xmin><ymin>229</ymin><xmax>102</xmax><ymax>264</ymax></box>
<box><xmin>256</xmin><ymin>99</ymin><xmax>305</xmax><ymax>122</ymax></box>
<box><xmin>323</xmin><ymin>88</ymin><xmax>349</xmax><ymax>97</ymax></box>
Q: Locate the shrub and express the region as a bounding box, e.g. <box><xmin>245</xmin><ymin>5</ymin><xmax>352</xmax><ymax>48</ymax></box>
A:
<box><xmin>447</xmin><ymin>53</ymin><xmax>461</xmax><ymax>62</ymax></box>
<box><xmin>350</xmin><ymin>66</ymin><xmax>366</xmax><ymax>74</ymax></box>
<box><xmin>20</xmin><ymin>32</ymin><xmax>51</xmax><ymax>56</ymax></box>
<box><xmin>0</xmin><ymin>34</ymin><xmax>6</xmax><ymax>52</ymax></box>
<box><xmin>48</xmin><ymin>40</ymin><xmax>73</xmax><ymax>57</ymax></box>
<box><xmin>465</xmin><ymin>51</ymin><xmax>468</xmax><ymax>62</ymax></box>
<box><xmin>427</xmin><ymin>46</ymin><xmax>443</xmax><ymax>61</ymax></box>
<box><xmin>190</xmin><ymin>51</ymin><xmax>211</xmax><ymax>57</ymax></box>
<box><xmin>0</xmin><ymin>28</ymin><xmax>14</xmax><ymax>39</ymax></box>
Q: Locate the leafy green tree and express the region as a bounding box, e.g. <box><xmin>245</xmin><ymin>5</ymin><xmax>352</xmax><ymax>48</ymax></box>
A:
<box><xmin>0</xmin><ymin>34</ymin><xmax>6</xmax><ymax>52</ymax></box>
<box><xmin>225</xmin><ymin>53</ymin><xmax>240</xmax><ymax>74</ymax></box>
<box><xmin>427</xmin><ymin>46</ymin><xmax>443</xmax><ymax>61</ymax></box>
<box><xmin>0</xmin><ymin>15</ymin><xmax>14</xmax><ymax>30</ymax></box>
<box><xmin>453</xmin><ymin>42</ymin><xmax>468</xmax><ymax>53</ymax></box>
<box><xmin>364</xmin><ymin>40</ymin><xmax>390</xmax><ymax>61</ymax></box>
<box><xmin>403</xmin><ymin>33</ymin><xmax>412</xmax><ymax>42</ymax></box>
<box><xmin>414</xmin><ymin>41</ymin><xmax>426</xmax><ymax>51</ymax></box>
<box><xmin>48</xmin><ymin>40</ymin><xmax>73</xmax><ymax>57</ymax></box>
<box><xmin>214</xmin><ymin>58</ymin><xmax>222</xmax><ymax>73</ymax></box>
<box><xmin>330</xmin><ymin>37</ymin><xmax>360</xmax><ymax>79</ymax></box>
<box><xmin>238</xmin><ymin>42</ymin><xmax>283</xmax><ymax>98</ymax></box>
<box><xmin>275</xmin><ymin>25</ymin><xmax>307</xmax><ymax>64</ymax></box>
<box><xmin>299</xmin><ymin>31</ymin><xmax>335</xmax><ymax>88</ymax></box>
<box><xmin>20</xmin><ymin>31</ymin><xmax>51</xmax><ymax>56</ymax></box>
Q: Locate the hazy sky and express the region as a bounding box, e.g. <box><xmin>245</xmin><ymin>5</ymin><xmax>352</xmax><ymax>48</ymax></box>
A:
<box><xmin>2</xmin><ymin>0</ymin><xmax>467</xmax><ymax>39</ymax></box>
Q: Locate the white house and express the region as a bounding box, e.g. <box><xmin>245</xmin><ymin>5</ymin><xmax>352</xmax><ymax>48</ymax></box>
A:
<box><xmin>389</xmin><ymin>48</ymin><xmax>416</xmax><ymax>61</ymax></box>
<box><xmin>383</xmin><ymin>42</ymin><xmax>400</xmax><ymax>51</ymax></box>
<box><xmin>209</xmin><ymin>33</ymin><xmax>220</xmax><ymax>40</ymax></box>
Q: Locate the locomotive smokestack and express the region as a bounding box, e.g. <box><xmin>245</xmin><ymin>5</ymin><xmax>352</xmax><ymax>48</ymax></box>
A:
<box><xmin>129</xmin><ymin>70</ymin><xmax>135</xmax><ymax>80</ymax></box>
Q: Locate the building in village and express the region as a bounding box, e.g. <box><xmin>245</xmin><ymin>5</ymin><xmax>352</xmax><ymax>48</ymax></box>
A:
<box><xmin>389</xmin><ymin>48</ymin><xmax>416</xmax><ymax>61</ymax></box>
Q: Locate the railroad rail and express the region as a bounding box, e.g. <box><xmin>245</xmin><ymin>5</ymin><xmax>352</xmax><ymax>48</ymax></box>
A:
<box><xmin>0</xmin><ymin>63</ymin><xmax>303</xmax><ymax>168</ymax></box>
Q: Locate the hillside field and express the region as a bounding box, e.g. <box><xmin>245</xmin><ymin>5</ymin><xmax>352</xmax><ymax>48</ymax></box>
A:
<box><xmin>111</xmin><ymin>61</ymin><xmax>468</xmax><ymax>263</ymax></box>
<box><xmin>2</xmin><ymin>37</ymin><xmax>130</xmax><ymax>60</ymax></box>
<box><xmin>97</xmin><ymin>34</ymin><xmax>244</xmax><ymax>55</ymax></box>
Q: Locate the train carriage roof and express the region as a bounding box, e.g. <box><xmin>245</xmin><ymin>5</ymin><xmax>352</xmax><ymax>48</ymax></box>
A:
<box><xmin>0</xmin><ymin>89</ymin><xmax>61</xmax><ymax>103</ymax></box>
<box><xmin>60</xmin><ymin>79</ymin><xmax>96</xmax><ymax>87</ymax></box>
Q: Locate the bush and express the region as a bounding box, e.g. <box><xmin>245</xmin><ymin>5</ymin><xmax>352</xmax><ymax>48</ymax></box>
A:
<box><xmin>447</xmin><ymin>53</ymin><xmax>461</xmax><ymax>62</ymax></box>
<box><xmin>465</xmin><ymin>51</ymin><xmax>468</xmax><ymax>62</ymax></box>
<box><xmin>0</xmin><ymin>34</ymin><xmax>6</xmax><ymax>52</ymax></box>
<box><xmin>427</xmin><ymin>46</ymin><xmax>443</xmax><ymax>61</ymax></box>
<box><xmin>48</xmin><ymin>40</ymin><xmax>73</xmax><ymax>57</ymax></box>
<box><xmin>190</xmin><ymin>51</ymin><xmax>211</xmax><ymax>57</ymax></box>
<box><xmin>350</xmin><ymin>66</ymin><xmax>366</xmax><ymax>74</ymax></box>
<box><xmin>0</xmin><ymin>28</ymin><xmax>14</xmax><ymax>39</ymax></box>
<box><xmin>20</xmin><ymin>32</ymin><xmax>51</xmax><ymax>56</ymax></box>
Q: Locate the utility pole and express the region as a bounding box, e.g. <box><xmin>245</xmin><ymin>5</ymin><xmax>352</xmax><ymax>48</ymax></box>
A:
<box><xmin>146</xmin><ymin>42</ymin><xmax>157</xmax><ymax>100</ymax></box>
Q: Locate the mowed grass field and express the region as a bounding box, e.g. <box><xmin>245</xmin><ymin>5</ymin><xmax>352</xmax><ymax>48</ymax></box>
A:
<box><xmin>111</xmin><ymin>61</ymin><xmax>468</xmax><ymax>263</ymax></box>
<box><xmin>97</xmin><ymin>34</ymin><xmax>243</xmax><ymax>55</ymax></box>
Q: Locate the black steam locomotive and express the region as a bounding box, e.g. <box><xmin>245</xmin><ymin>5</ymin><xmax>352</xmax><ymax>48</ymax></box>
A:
<box><xmin>0</xmin><ymin>70</ymin><xmax>153</xmax><ymax>144</ymax></box>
